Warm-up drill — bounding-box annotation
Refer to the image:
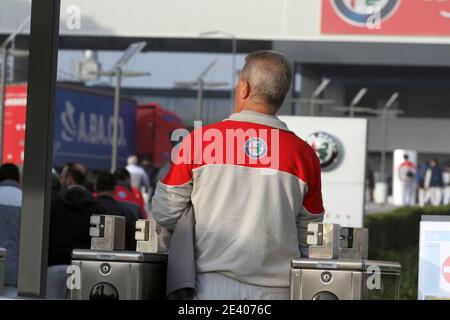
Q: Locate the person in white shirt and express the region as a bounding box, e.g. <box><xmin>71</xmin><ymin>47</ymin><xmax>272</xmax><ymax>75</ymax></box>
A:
<box><xmin>126</xmin><ymin>155</ymin><xmax>150</xmax><ymax>193</ymax></box>
<box><xmin>398</xmin><ymin>154</ymin><xmax>416</xmax><ymax>206</ymax></box>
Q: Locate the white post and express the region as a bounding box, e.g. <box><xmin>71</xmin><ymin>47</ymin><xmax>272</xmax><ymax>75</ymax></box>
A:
<box><xmin>111</xmin><ymin>67</ymin><xmax>122</xmax><ymax>173</ymax></box>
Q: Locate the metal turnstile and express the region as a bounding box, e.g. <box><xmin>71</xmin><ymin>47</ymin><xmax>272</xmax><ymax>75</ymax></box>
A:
<box><xmin>69</xmin><ymin>249</ymin><xmax>167</xmax><ymax>300</ymax></box>
<box><xmin>69</xmin><ymin>215</ymin><xmax>167</xmax><ymax>300</ymax></box>
<box><xmin>290</xmin><ymin>223</ymin><xmax>401</xmax><ymax>300</ymax></box>
<box><xmin>290</xmin><ymin>258</ymin><xmax>401</xmax><ymax>300</ymax></box>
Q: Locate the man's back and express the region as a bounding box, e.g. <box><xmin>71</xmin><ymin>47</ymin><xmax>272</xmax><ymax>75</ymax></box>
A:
<box><xmin>49</xmin><ymin>186</ymin><xmax>97</xmax><ymax>265</ymax></box>
<box><xmin>153</xmin><ymin>111</ymin><xmax>324</xmax><ymax>287</ymax></box>
<box><xmin>399</xmin><ymin>160</ymin><xmax>416</xmax><ymax>183</ymax></box>
<box><xmin>114</xmin><ymin>183</ymin><xmax>146</xmax><ymax>219</ymax></box>
<box><xmin>425</xmin><ymin>164</ymin><xmax>444</xmax><ymax>188</ymax></box>
<box><xmin>0</xmin><ymin>180</ymin><xmax>22</xmax><ymax>286</ymax></box>
<box><xmin>126</xmin><ymin>164</ymin><xmax>150</xmax><ymax>190</ymax></box>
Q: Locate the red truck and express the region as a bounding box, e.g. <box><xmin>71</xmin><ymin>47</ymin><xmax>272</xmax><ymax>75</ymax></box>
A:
<box><xmin>3</xmin><ymin>83</ymin><xmax>185</xmax><ymax>171</ymax></box>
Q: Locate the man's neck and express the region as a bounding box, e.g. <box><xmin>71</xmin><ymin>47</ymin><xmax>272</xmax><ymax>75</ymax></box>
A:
<box><xmin>239</xmin><ymin>101</ymin><xmax>276</xmax><ymax>116</ymax></box>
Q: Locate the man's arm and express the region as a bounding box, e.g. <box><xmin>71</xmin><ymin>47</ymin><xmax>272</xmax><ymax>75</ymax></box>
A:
<box><xmin>152</xmin><ymin>179</ymin><xmax>192</xmax><ymax>230</ymax></box>
<box><xmin>152</xmin><ymin>136</ymin><xmax>194</xmax><ymax>230</ymax></box>
<box><xmin>297</xmin><ymin>155</ymin><xmax>325</xmax><ymax>256</ymax></box>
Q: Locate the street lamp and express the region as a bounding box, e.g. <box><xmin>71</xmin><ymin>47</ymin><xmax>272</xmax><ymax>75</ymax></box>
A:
<box><xmin>310</xmin><ymin>77</ymin><xmax>331</xmax><ymax>116</ymax></box>
<box><xmin>291</xmin><ymin>77</ymin><xmax>332</xmax><ymax>116</ymax></box>
<box><xmin>0</xmin><ymin>16</ymin><xmax>30</xmax><ymax>163</ymax></box>
<box><xmin>199</xmin><ymin>30</ymin><xmax>237</xmax><ymax>115</ymax></box>
<box><xmin>379</xmin><ymin>92</ymin><xmax>400</xmax><ymax>184</ymax></box>
<box><xmin>89</xmin><ymin>41</ymin><xmax>151</xmax><ymax>173</ymax></box>
<box><xmin>175</xmin><ymin>60</ymin><xmax>228</xmax><ymax>122</ymax></box>
<box><xmin>349</xmin><ymin>88</ymin><xmax>368</xmax><ymax>117</ymax></box>
<box><xmin>333</xmin><ymin>92</ymin><xmax>401</xmax><ymax>205</ymax></box>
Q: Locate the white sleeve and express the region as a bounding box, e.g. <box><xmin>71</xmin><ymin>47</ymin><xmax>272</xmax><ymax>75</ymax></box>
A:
<box><xmin>152</xmin><ymin>180</ymin><xmax>192</xmax><ymax>230</ymax></box>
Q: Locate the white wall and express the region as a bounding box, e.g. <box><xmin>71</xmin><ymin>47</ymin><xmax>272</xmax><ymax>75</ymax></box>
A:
<box><xmin>58</xmin><ymin>0</ymin><xmax>321</xmax><ymax>39</ymax></box>
<box><xmin>368</xmin><ymin>117</ymin><xmax>450</xmax><ymax>154</ymax></box>
<box><xmin>280</xmin><ymin>116</ymin><xmax>368</xmax><ymax>228</ymax></box>
<box><xmin>3</xmin><ymin>0</ymin><xmax>450</xmax><ymax>44</ymax></box>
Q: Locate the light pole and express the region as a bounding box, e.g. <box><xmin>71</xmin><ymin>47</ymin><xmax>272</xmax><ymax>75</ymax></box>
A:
<box><xmin>291</xmin><ymin>77</ymin><xmax>332</xmax><ymax>116</ymax></box>
<box><xmin>175</xmin><ymin>59</ymin><xmax>228</xmax><ymax>122</ymax></box>
<box><xmin>334</xmin><ymin>92</ymin><xmax>400</xmax><ymax>183</ymax></box>
<box><xmin>379</xmin><ymin>92</ymin><xmax>400</xmax><ymax>184</ymax></box>
<box><xmin>332</xmin><ymin>88</ymin><xmax>369</xmax><ymax>117</ymax></box>
<box><xmin>199</xmin><ymin>31</ymin><xmax>237</xmax><ymax>115</ymax></box>
<box><xmin>0</xmin><ymin>16</ymin><xmax>30</xmax><ymax>163</ymax></box>
<box><xmin>90</xmin><ymin>41</ymin><xmax>150</xmax><ymax>172</ymax></box>
<box><xmin>333</xmin><ymin>92</ymin><xmax>401</xmax><ymax>205</ymax></box>
<box><xmin>349</xmin><ymin>88</ymin><xmax>368</xmax><ymax>117</ymax></box>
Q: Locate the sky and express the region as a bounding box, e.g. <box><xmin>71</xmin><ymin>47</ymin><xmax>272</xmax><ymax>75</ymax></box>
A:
<box><xmin>57</xmin><ymin>49</ymin><xmax>246</xmax><ymax>90</ymax></box>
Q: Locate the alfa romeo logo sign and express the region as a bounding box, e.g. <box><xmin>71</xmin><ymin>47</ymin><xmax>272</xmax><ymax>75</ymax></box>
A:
<box><xmin>331</xmin><ymin>0</ymin><xmax>400</xmax><ymax>27</ymax></box>
<box><xmin>306</xmin><ymin>132</ymin><xmax>340</xmax><ymax>171</ymax></box>
<box><xmin>244</xmin><ymin>137</ymin><xmax>268</xmax><ymax>160</ymax></box>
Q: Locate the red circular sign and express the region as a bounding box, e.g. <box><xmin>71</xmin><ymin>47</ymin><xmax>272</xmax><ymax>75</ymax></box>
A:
<box><xmin>442</xmin><ymin>257</ymin><xmax>450</xmax><ymax>283</ymax></box>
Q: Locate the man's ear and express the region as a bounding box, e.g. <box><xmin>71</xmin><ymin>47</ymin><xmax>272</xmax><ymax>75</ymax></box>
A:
<box><xmin>240</xmin><ymin>80</ymin><xmax>251</xmax><ymax>100</ymax></box>
<box><xmin>238</xmin><ymin>80</ymin><xmax>250</xmax><ymax>100</ymax></box>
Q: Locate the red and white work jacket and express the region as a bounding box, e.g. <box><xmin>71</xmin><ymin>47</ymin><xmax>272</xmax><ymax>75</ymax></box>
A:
<box><xmin>152</xmin><ymin>110</ymin><xmax>324</xmax><ymax>287</ymax></box>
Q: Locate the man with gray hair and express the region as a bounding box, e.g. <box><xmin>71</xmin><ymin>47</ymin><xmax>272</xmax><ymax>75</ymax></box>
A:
<box><xmin>126</xmin><ymin>154</ymin><xmax>150</xmax><ymax>192</ymax></box>
<box><xmin>152</xmin><ymin>50</ymin><xmax>324</xmax><ymax>300</ymax></box>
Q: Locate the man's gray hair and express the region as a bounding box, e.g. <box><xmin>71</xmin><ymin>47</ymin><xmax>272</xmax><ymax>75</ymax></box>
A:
<box><xmin>240</xmin><ymin>50</ymin><xmax>292</xmax><ymax>111</ymax></box>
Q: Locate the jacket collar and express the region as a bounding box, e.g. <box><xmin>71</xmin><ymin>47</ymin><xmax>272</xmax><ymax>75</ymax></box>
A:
<box><xmin>225</xmin><ymin>110</ymin><xmax>290</xmax><ymax>131</ymax></box>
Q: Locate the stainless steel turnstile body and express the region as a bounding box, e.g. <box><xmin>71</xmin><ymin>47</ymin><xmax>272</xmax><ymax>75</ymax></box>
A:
<box><xmin>69</xmin><ymin>249</ymin><xmax>167</xmax><ymax>300</ymax></box>
<box><xmin>290</xmin><ymin>258</ymin><xmax>401</xmax><ymax>300</ymax></box>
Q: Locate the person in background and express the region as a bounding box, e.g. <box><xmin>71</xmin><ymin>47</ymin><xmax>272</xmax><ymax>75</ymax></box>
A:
<box><xmin>424</xmin><ymin>159</ymin><xmax>444</xmax><ymax>206</ymax></box>
<box><xmin>417</xmin><ymin>161</ymin><xmax>430</xmax><ymax>207</ymax></box>
<box><xmin>48</xmin><ymin>162</ymin><xmax>97</xmax><ymax>266</ymax></box>
<box><xmin>0</xmin><ymin>164</ymin><xmax>22</xmax><ymax>288</ymax></box>
<box><xmin>398</xmin><ymin>154</ymin><xmax>416</xmax><ymax>207</ymax></box>
<box><xmin>365</xmin><ymin>167</ymin><xmax>375</xmax><ymax>205</ymax></box>
<box><xmin>442</xmin><ymin>161</ymin><xmax>450</xmax><ymax>205</ymax></box>
<box><xmin>140</xmin><ymin>156</ymin><xmax>154</xmax><ymax>203</ymax></box>
<box><xmin>126</xmin><ymin>155</ymin><xmax>150</xmax><ymax>193</ymax></box>
<box><xmin>84</xmin><ymin>170</ymin><xmax>97</xmax><ymax>194</ymax></box>
<box><xmin>113</xmin><ymin>168</ymin><xmax>147</xmax><ymax>219</ymax></box>
<box><xmin>93</xmin><ymin>173</ymin><xmax>137</xmax><ymax>251</ymax></box>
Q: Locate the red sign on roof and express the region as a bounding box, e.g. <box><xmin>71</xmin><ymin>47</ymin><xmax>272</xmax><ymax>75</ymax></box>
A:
<box><xmin>322</xmin><ymin>0</ymin><xmax>450</xmax><ymax>36</ymax></box>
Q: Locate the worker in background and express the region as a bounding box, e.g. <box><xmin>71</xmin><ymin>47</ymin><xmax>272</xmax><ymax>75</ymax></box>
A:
<box><xmin>93</xmin><ymin>172</ymin><xmax>137</xmax><ymax>251</ymax></box>
<box><xmin>425</xmin><ymin>159</ymin><xmax>444</xmax><ymax>206</ymax></box>
<box><xmin>152</xmin><ymin>50</ymin><xmax>324</xmax><ymax>300</ymax></box>
<box><xmin>442</xmin><ymin>160</ymin><xmax>450</xmax><ymax>206</ymax></box>
<box><xmin>398</xmin><ymin>154</ymin><xmax>416</xmax><ymax>207</ymax></box>
<box><xmin>0</xmin><ymin>164</ymin><xmax>22</xmax><ymax>291</ymax></box>
<box><xmin>49</xmin><ymin>163</ymin><xmax>96</xmax><ymax>265</ymax></box>
<box><xmin>126</xmin><ymin>155</ymin><xmax>150</xmax><ymax>192</ymax></box>
<box><xmin>113</xmin><ymin>168</ymin><xmax>147</xmax><ymax>219</ymax></box>
<box><xmin>417</xmin><ymin>161</ymin><xmax>430</xmax><ymax>207</ymax></box>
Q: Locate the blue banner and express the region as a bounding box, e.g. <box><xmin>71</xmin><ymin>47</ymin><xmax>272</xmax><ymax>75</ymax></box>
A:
<box><xmin>53</xmin><ymin>88</ymin><xmax>136</xmax><ymax>171</ymax></box>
